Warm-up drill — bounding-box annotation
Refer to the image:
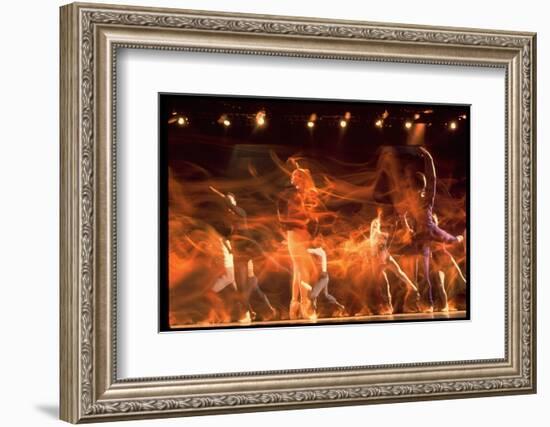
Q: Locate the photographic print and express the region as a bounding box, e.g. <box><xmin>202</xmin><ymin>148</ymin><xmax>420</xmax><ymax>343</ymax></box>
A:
<box><xmin>160</xmin><ymin>94</ymin><xmax>470</xmax><ymax>331</ymax></box>
<box><xmin>60</xmin><ymin>5</ymin><xmax>536</xmax><ymax>420</ymax></box>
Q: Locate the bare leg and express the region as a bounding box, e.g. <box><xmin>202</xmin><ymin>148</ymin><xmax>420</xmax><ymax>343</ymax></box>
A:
<box><xmin>380</xmin><ymin>271</ymin><xmax>393</xmax><ymax>314</ymax></box>
<box><xmin>437</xmin><ymin>270</ymin><xmax>449</xmax><ymax>312</ymax></box>
<box><xmin>448</xmin><ymin>252</ymin><xmax>467</xmax><ymax>283</ymax></box>
<box><xmin>288</xmin><ymin>233</ymin><xmax>302</xmax><ymax>320</ymax></box>
<box><xmin>428</xmin><ymin>227</ymin><xmax>462</xmax><ymax>309</ymax></box>
<box><xmin>441</xmin><ymin>251</ymin><xmax>466</xmax><ymax>307</ymax></box>
<box><xmin>289</xmin><ymin>260</ymin><xmax>301</xmax><ymax>320</ymax></box>
<box><xmin>387</xmin><ymin>256</ymin><xmax>419</xmax><ymax>293</ymax></box>
<box><xmin>430</xmin><ymin>250</ymin><xmax>450</xmax><ymax>312</ymax></box>
<box><xmin>287</xmin><ymin>230</ymin><xmax>315</xmax><ymax>320</ymax></box>
<box><xmin>422</xmin><ymin>244</ymin><xmax>435</xmax><ymax>310</ymax></box>
<box><xmin>296</xmin><ymin>254</ymin><xmax>312</xmax><ymax>312</ymax></box>
<box><xmin>386</xmin><ymin>255</ymin><xmax>419</xmax><ymax>312</ymax></box>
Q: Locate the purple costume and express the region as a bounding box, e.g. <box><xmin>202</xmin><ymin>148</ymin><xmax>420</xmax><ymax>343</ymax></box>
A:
<box><xmin>410</xmin><ymin>149</ymin><xmax>459</xmax><ymax>307</ymax></box>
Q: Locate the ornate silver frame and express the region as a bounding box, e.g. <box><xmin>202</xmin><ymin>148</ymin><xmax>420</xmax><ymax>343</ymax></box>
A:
<box><xmin>60</xmin><ymin>2</ymin><xmax>537</xmax><ymax>423</ymax></box>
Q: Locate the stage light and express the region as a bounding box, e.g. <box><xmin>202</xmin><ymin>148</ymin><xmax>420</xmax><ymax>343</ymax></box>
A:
<box><xmin>168</xmin><ymin>114</ymin><xmax>189</xmax><ymax>126</ymax></box>
<box><xmin>307</xmin><ymin>113</ymin><xmax>317</xmax><ymax>129</ymax></box>
<box><xmin>461</xmin><ymin>114</ymin><xmax>467</xmax><ymax>119</ymax></box>
<box><xmin>218</xmin><ymin>115</ymin><xmax>231</xmax><ymax>127</ymax></box>
<box><xmin>256</xmin><ymin>111</ymin><xmax>266</xmax><ymax>127</ymax></box>
<box><xmin>449</xmin><ymin>121</ymin><xmax>457</xmax><ymax>130</ymax></box>
<box><xmin>405</xmin><ymin>121</ymin><xmax>412</xmax><ymax>129</ymax></box>
<box><xmin>340</xmin><ymin>119</ymin><xmax>348</xmax><ymax>128</ymax></box>
<box><xmin>414</xmin><ymin>113</ymin><xmax>420</xmax><ymax>120</ymax></box>
<box><xmin>375</xmin><ymin>119</ymin><xmax>383</xmax><ymax>128</ymax></box>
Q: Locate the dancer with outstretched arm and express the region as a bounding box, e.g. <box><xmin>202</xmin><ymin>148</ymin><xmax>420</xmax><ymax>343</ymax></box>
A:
<box><xmin>406</xmin><ymin>147</ymin><xmax>464</xmax><ymax>311</ymax></box>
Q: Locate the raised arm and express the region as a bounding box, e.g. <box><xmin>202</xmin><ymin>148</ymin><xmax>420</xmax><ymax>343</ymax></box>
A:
<box><xmin>419</xmin><ymin>147</ymin><xmax>436</xmax><ymax>207</ymax></box>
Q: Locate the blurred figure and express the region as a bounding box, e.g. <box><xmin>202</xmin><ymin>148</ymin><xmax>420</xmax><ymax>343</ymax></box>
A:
<box><xmin>403</xmin><ymin>147</ymin><xmax>464</xmax><ymax>311</ymax></box>
<box><xmin>277</xmin><ymin>166</ymin><xmax>319</xmax><ymax>320</ymax></box>
<box><xmin>210</xmin><ymin>187</ymin><xmax>276</xmax><ymax>322</ymax></box>
<box><xmin>366</xmin><ymin>211</ymin><xmax>420</xmax><ymax>315</ymax></box>
<box><xmin>307</xmin><ymin>243</ymin><xmax>345</xmax><ymax>316</ymax></box>
<box><xmin>431</xmin><ymin>214</ymin><xmax>467</xmax><ymax>311</ymax></box>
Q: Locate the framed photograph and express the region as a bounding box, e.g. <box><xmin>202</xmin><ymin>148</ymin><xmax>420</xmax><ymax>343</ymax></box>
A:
<box><xmin>60</xmin><ymin>2</ymin><xmax>536</xmax><ymax>423</ymax></box>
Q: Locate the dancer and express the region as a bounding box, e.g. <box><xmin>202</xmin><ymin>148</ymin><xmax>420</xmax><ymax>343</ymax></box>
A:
<box><xmin>277</xmin><ymin>166</ymin><xmax>318</xmax><ymax>320</ymax></box>
<box><xmin>210</xmin><ymin>187</ymin><xmax>276</xmax><ymax>322</ymax></box>
<box><xmin>307</xmin><ymin>242</ymin><xmax>345</xmax><ymax>316</ymax></box>
<box><xmin>366</xmin><ymin>211</ymin><xmax>420</xmax><ymax>315</ymax></box>
<box><xmin>405</xmin><ymin>147</ymin><xmax>464</xmax><ymax>311</ymax></box>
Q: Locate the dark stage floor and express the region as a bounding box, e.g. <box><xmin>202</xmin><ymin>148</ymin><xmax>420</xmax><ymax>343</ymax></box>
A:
<box><xmin>170</xmin><ymin>310</ymin><xmax>467</xmax><ymax>330</ymax></box>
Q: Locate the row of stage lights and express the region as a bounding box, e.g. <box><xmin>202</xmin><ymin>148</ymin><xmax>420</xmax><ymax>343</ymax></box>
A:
<box><xmin>169</xmin><ymin>110</ymin><xmax>467</xmax><ymax>131</ymax></box>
